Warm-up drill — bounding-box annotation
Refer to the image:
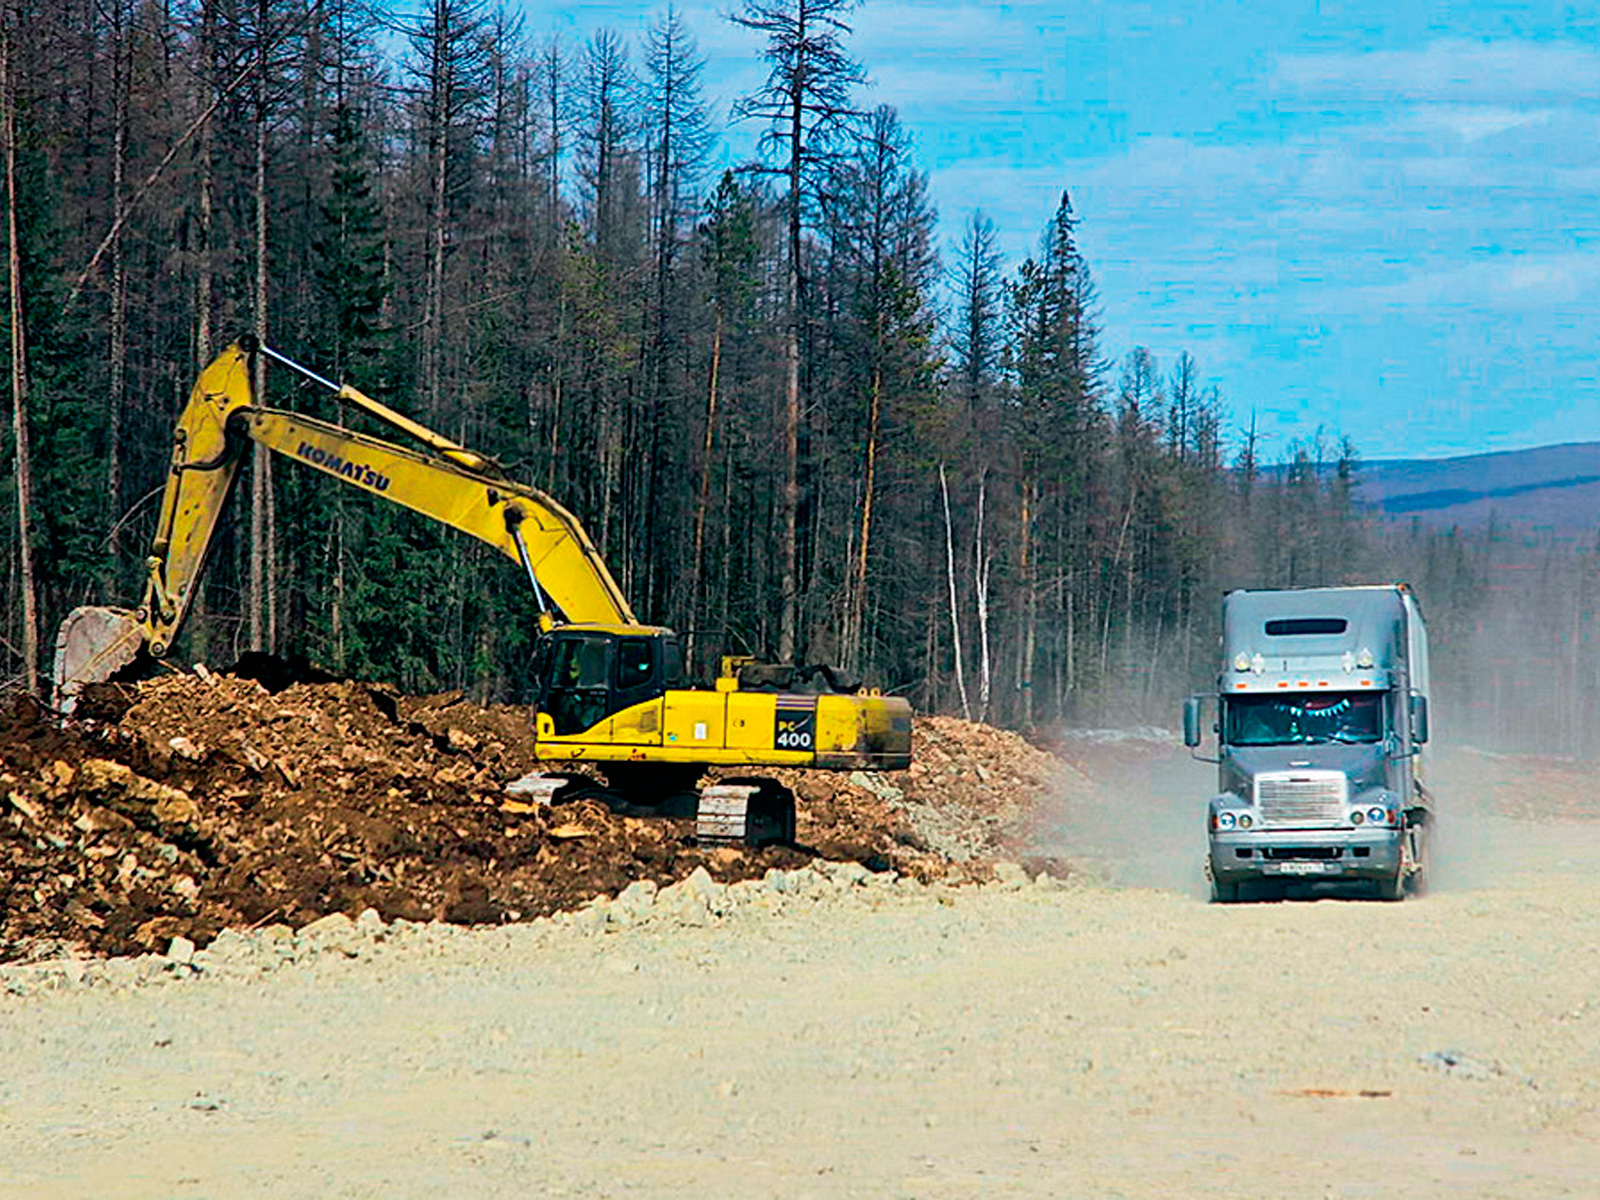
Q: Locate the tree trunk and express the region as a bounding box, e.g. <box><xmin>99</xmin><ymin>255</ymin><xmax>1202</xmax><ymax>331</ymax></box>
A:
<box><xmin>106</xmin><ymin>2</ymin><xmax>129</xmax><ymax>562</ymax></box>
<box><xmin>690</xmin><ymin>303</ymin><xmax>723</xmax><ymax>664</ymax></box>
<box><xmin>250</xmin><ymin>0</ymin><xmax>274</xmax><ymax>652</ymax></box>
<box><xmin>940</xmin><ymin>463</ymin><xmax>971</xmax><ymax>721</ymax></box>
<box><xmin>424</xmin><ymin>7</ymin><xmax>450</xmax><ymax>419</ymax></box>
<box><xmin>4</xmin><ymin>20</ymin><xmax>37</xmax><ymax>694</ymax></box>
<box><xmin>1019</xmin><ymin>478</ymin><xmax>1036</xmax><ymax>728</ymax></box>
<box><xmin>847</xmin><ymin>362</ymin><xmax>882</xmax><ymax>668</ymax></box>
<box><xmin>778</xmin><ymin>52</ymin><xmax>803</xmax><ymax>664</ymax></box>
<box><xmin>974</xmin><ymin>468</ymin><xmax>992</xmax><ymax>722</ymax></box>
<box><xmin>195</xmin><ymin>0</ymin><xmax>215</xmax><ymax>363</ymax></box>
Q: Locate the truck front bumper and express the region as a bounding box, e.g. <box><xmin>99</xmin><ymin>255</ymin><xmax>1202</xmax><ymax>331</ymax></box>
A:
<box><xmin>1209</xmin><ymin>827</ymin><xmax>1403</xmax><ymax>886</ymax></box>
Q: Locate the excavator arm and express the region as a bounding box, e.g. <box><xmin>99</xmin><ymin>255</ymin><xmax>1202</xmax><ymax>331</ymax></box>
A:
<box><xmin>54</xmin><ymin>340</ymin><xmax>632</xmax><ymax>707</ymax></box>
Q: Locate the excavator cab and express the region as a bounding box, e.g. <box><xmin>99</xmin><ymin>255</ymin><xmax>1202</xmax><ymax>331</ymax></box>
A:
<box><xmin>534</xmin><ymin>626</ymin><xmax>686</xmax><ymax>736</ymax></box>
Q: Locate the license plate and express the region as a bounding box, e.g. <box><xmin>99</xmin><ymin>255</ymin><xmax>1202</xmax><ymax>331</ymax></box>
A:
<box><xmin>1269</xmin><ymin>860</ymin><xmax>1328</xmax><ymax>875</ymax></box>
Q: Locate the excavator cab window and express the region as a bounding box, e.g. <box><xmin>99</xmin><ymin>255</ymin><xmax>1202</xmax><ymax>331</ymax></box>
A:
<box><xmin>544</xmin><ymin>634</ymin><xmax>614</xmax><ymax>735</ymax></box>
<box><xmin>618</xmin><ymin>639</ymin><xmax>653</xmax><ymax>686</ymax></box>
<box><xmin>662</xmin><ymin>637</ymin><xmax>686</xmax><ymax>688</ymax></box>
<box><xmin>539</xmin><ymin>631</ymin><xmax>677</xmax><ymax>736</ymax></box>
<box><xmin>612</xmin><ymin>636</ymin><xmax>664</xmax><ymax>714</ymax></box>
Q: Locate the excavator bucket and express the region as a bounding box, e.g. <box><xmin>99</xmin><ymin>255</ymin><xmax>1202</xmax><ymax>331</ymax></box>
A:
<box><xmin>52</xmin><ymin>606</ymin><xmax>144</xmax><ymax>714</ymax></box>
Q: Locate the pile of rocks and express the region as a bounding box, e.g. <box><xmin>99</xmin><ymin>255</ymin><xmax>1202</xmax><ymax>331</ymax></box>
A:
<box><xmin>0</xmin><ymin>857</ymin><xmax>1067</xmax><ymax>997</ymax></box>
<box><xmin>0</xmin><ymin>667</ymin><xmax>1081</xmax><ymax>963</ymax></box>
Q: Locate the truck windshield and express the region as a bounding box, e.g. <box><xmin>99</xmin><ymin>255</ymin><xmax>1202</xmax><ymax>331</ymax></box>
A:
<box><xmin>1224</xmin><ymin>692</ymin><xmax>1383</xmax><ymax>747</ymax></box>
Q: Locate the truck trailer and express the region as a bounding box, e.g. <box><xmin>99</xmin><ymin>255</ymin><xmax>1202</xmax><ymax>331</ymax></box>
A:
<box><xmin>1184</xmin><ymin>584</ymin><xmax>1434</xmax><ymax>901</ymax></box>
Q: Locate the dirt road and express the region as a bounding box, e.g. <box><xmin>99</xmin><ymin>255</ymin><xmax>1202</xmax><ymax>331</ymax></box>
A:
<box><xmin>4</xmin><ymin>777</ymin><xmax>1599</xmax><ymax>1198</ymax></box>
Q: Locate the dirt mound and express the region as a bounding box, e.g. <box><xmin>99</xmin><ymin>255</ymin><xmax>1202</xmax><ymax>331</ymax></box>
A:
<box><xmin>0</xmin><ymin>675</ymin><xmax>1075</xmax><ymax>961</ymax></box>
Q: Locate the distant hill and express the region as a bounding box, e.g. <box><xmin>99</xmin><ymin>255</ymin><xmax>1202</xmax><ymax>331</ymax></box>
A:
<box><xmin>1352</xmin><ymin>443</ymin><xmax>1600</xmax><ymax>534</ymax></box>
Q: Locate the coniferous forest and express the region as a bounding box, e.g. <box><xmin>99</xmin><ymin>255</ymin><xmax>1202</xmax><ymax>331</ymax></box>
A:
<box><xmin>0</xmin><ymin>0</ymin><xmax>1592</xmax><ymax>751</ymax></box>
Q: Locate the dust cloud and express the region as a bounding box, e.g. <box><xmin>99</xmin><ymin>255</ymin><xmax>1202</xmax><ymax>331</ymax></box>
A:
<box><xmin>1026</xmin><ymin>730</ymin><xmax>1215</xmax><ymax>898</ymax></box>
<box><xmin>1021</xmin><ymin>729</ymin><xmax>1596</xmax><ymax>900</ymax></box>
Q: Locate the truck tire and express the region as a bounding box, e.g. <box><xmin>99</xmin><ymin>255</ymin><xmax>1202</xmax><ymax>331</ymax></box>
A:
<box><xmin>1376</xmin><ymin>845</ymin><xmax>1408</xmax><ymax>901</ymax></box>
<box><xmin>1377</xmin><ymin>825</ymin><xmax>1423</xmax><ymax>901</ymax></box>
<box><xmin>1406</xmin><ymin>820</ymin><xmax>1430</xmax><ymax>897</ymax></box>
<box><xmin>1211</xmin><ymin>879</ymin><xmax>1240</xmax><ymax>904</ymax></box>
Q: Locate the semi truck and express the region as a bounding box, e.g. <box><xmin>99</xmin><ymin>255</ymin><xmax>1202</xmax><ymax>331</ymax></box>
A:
<box><xmin>1183</xmin><ymin>584</ymin><xmax>1434</xmax><ymax>901</ymax></box>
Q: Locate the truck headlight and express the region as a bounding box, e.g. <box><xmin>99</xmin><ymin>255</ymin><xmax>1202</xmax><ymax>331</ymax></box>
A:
<box><xmin>1367</xmin><ymin>805</ymin><xmax>1386</xmax><ymax>824</ymax></box>
<box><xmin>1350</xmin><ymin>810</ymin><xmax>1364</xmax><ymax>825</ymax></box>
<box><xmin>1217</xmin><ymin>811</ymin><xmax>1237</xmax><ymax>830</ymax></box>
<box><xmin>1238</xmin><ymin>814</ymin><xmax>1253</xmax><ymax>829</ymax></box>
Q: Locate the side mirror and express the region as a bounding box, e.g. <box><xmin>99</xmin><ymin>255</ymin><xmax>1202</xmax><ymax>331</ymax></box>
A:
<box><xmin>1410</xmin><ymin>693</ymin><xmax>1429</xmax><ymax>744</ymax></box>
<box><xmin>1182</xmin><ymin>697</ymin><xmax>1202</xmax><ymax>748</ymax></box>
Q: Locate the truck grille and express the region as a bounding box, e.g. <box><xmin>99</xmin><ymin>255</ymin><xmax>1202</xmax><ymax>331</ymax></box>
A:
<box><xmin>1255</xmin><ymin>772</ymin><xmax>1347</xmax><ymax>828</ymax></box>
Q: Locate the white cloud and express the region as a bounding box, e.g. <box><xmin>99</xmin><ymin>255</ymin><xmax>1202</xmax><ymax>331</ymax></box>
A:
<box><xmin>1273</xmin><ymin>38</ymin><xmax>1600</xmax><ymax>106</ymax></box>
<box><xmin>1337</xmin><ymin>249</ymin><xmax>1600</xmax><ymax>313</ymax></box>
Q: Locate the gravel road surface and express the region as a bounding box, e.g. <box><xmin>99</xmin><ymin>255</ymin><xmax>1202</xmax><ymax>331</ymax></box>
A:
<box><xmin>4</xmin><ymin>797</ymin><xmax>1599</xmax><ymax>1199</ymax></box>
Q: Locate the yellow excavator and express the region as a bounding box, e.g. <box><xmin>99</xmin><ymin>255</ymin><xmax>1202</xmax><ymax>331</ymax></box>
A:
<box><xmin>52</xmin><ymin>338</ymin><xmax>911</xmax><ymax>843</ymax></box>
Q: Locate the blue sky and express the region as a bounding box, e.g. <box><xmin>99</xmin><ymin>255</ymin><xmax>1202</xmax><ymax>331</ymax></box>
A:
<box><xmin>529</xmin><ymin>1</ymin><xmax>1600</xmax><ymax>462</ymax></box>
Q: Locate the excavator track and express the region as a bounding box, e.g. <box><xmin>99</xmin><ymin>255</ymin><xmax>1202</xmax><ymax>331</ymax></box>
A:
<box><xmin>696</xmin><ymin>779</ymin><xmax>796</xmax><ymax>847</ymax></box>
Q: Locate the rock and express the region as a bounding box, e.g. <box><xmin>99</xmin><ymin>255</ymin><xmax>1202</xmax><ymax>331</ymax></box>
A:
<box><xmin>356</xmin><ymin>907</ymin><xmax>386</xmax><ymax>936</ymax></box>
<box><xmin>168</xmin><ymin>736</ymin><xmax>203</xmax><ymax>761</ymax></box>
<box><xmin>167</xmin><ymin>935</ymin><xmax>196</xmax><ymax>966</ymax></box>
<box><xmin>205</xmin><ymin>930</ymin><xmax>256</xmax><ymax>967</ymax></box>
<box><xmin>153</xmin><ymin>792</ymin><xmax>202</xmax><ymax>829</ymax></box>
<box><xmin>817</xmin><ymin>860</ymin><xmax>872</xmax><ymax>888</ymax></box>
<box><xmin>680</xmin><ymin>865</ymin><xmax>719</xmax><ymax>897</ymax></box>
<box><xmin>7</xmin><ymin>791</ymin><xmax>42</xmax><ymax>822</ymax></box>
<box><xmin>570</xmin><ymin>905</ymin><xmax>608</xmax><ymax>935</ymax></box>
<box><xmin>848</xmin><ymin>770</ymin><xmax>905</xmax><ymax>803</ymax></box>
<box><xmin>42</xmin><ymin>759</ymin><xmax>76</xmax><ymax>796</ymax></box>
<box><xmin>504</xmin><ymin>772</ymin><xmax>560</xmax><ymax>803</ymax></box>
<box><xmin>299</xmin><ymin>912</ymin><xmax>355</xmax><ymax>939</ymax></box>
<box><xmin>261</xmin><ymin>924</ymin><xmax>297</xmax><ymax>959</ymax></box>
<box><xmin>1419</xmin><ymin>1049</ymin><xmax>1505</xmax><ymax>1082</ymax></box>
<box><xmin>991</xmin><ymin>861</ymin><xmax>1029</xmax><ymax>890</ymax></box>
<box><xmin>726</xmin><ymin>879</ymin><xmax>762</xmax><ymax>904</ymax></box>
<box><xmin>78</xmin><ymin>758</ymin><xmax>194</xmax><ymax>811</ymax></box>
<box><xmin>615</xmin><ymin>879</ymin><xmax>659</xmax><ymax>918</ymax></box>
<box><xmin>73</xmin><ymin>806</ymin><xmax>134</xmax><ymax>834</ymax></box>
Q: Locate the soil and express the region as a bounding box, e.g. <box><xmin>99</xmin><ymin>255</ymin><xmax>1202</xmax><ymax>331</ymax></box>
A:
<box><xmin>2</xmin><ymin>737</ymin><xmax>1598</xmax><ymax>1197</ymax></box>
<box><xmin>0</xmin><ymin>670</ymin><xmax>1077</xmax><ymax>962</ymax></box>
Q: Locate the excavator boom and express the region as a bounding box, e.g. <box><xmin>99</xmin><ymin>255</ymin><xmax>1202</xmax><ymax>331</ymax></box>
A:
<box><xmin>54</xmin><ymin>340</ymin><xmax>633</xmax><ymax>706</ymax></box>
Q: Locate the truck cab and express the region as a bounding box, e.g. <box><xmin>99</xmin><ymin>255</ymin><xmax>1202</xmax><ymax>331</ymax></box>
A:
<box><xmin>1184</xmin><ymin>585</ymin><xmax>1434</xmax><ymax>901</ymax></box>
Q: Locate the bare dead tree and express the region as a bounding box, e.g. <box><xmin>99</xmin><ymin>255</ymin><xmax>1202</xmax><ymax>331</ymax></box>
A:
<box><xmin>730</xmin><ymin>0</ymin><xmax>862</xmax><ymax>661</ymax></box>
<box><xmin>2</xmin><ymin>11</ymin><xmax>36</xmax><ymax>694</ymax></box>
<box><xmin>939</xmin><ymin>462</ymin><xmax>971</xmax><ymax>720</ymax></box>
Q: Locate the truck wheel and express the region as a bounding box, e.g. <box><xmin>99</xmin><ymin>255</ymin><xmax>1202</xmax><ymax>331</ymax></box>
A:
<box><xmin>1377</xmin><ymin>829</ymin><xmax>1417</xmax><ymax>901</ymax></box>
<box><xmin>1211</xmin><ymin>879</ymin><xmax>1240</xmax><ymax>904</ymax></box>
<box><xmin>1376</xmin><ymin>848</ymin><xmax>1407</xmax><ymax>901</ymax></box>
<box><xmin>1406</xmin><ymin>824</ymin><xmax>1430</xmax><ymax>897</ymax></box>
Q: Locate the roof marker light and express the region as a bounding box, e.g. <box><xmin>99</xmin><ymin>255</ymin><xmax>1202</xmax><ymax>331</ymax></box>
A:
<box><xmin>1356</xmin><ymin>647</ymin><xmax>1375</xmax><ymax>668</ymax></box>
<box><xmin>1234</xmin><ymin>651</ymin><xmax>1251</xmax><ymax>672</ymax></box>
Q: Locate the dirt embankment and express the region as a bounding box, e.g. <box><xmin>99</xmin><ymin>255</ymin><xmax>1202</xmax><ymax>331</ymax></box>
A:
<box><xmin>0</xmin><ymin>672</ymin><xmax>1080</xmax><ymax>962</ymax></box>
